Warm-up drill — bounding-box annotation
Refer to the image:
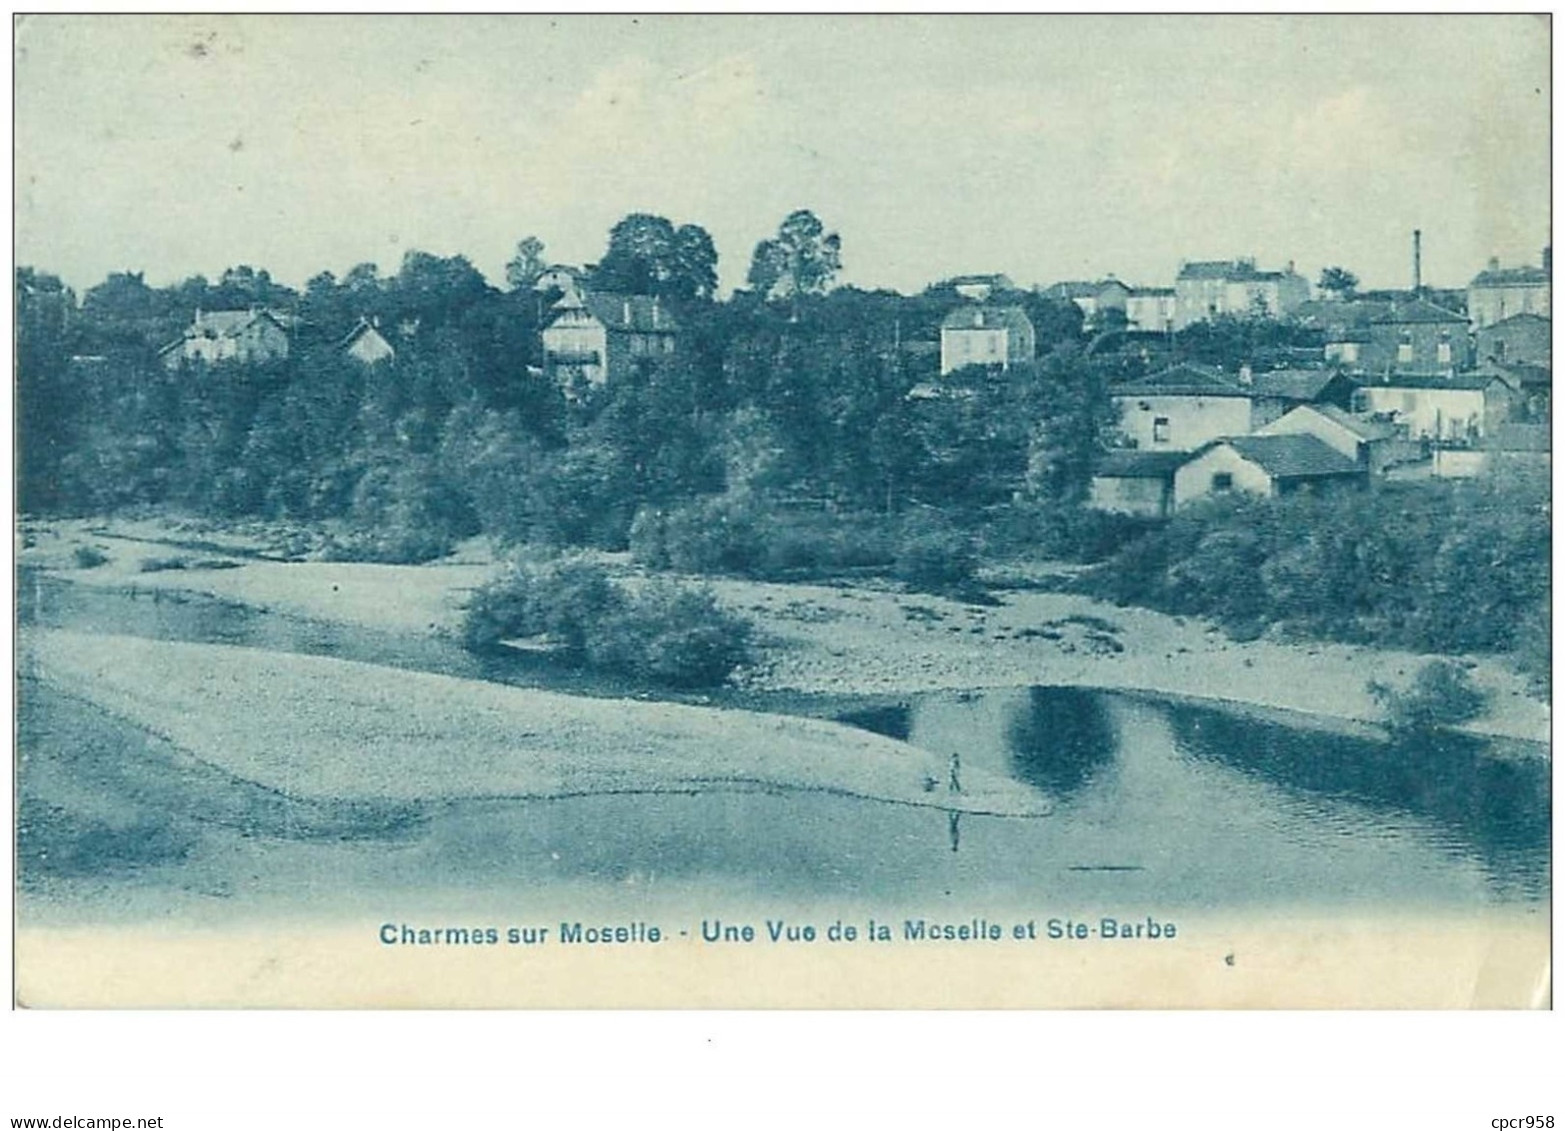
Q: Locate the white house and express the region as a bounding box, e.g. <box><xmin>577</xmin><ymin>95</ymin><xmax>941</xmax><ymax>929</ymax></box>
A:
<box><xmin>159</xmin><ymin>308</ymin><xmax>290</xmax><ymax>369</ymax></box>
<box><xmin>1173</xmin><ymin>259</ymin><xmax>1310</xmax><ymax>329</ymax></box>
<box><xmin>1124</xmin><ymin>287</ymin><xmax>1176</xmax><ymax>333</ymax></box>
<box><xmin>1253</xmin><ymin>403</ymin><xmax>1400</xmax><ymax>473</ymax></box>
<box><xmin>939</xmin><ymin>305</ymin><xmax>1036</xmax><ymax>375</ymax></box>
<box><xmin>1351</xmin><ymin>374</ymin><xmax>1509</xmax><ymax>443</ymax></box>
<box><xmin>541</xmin><ymin>291</ymin><xmax>679</xmax><ymax>389</ymax></box>
<box><xmin>1467</xmin><ymin>254</ymin><xmax>1550</xmax><ymax>329</ymax></box>
<box><xmin>338</xmin><ymin>317</ymin><xmax>396</xmax><ymax>365</ymax></box>
<box><xmin>1173</xmin><ymin>434</ymin><xmax>1363</xmax><ymax>508</ymax></box>
<box><xmin>1108</xmin><ymin>363</ymin><xmax>1254</xmax><ymax>452</ymax></box>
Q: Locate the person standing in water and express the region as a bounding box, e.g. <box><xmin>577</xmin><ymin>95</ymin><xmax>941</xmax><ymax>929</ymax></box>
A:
<box><xmin>948</xmin><ymin>750</ymin><xmax>962</xmax><ymax>794</ymax></box>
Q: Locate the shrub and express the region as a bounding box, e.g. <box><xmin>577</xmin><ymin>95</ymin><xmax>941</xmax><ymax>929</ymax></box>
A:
<box><xmin>893</xmin><ymin>512</ymin><xmax>977</xmax><ymax>593</ymax></box>
<box><xmin>634</xmin><ymin>495</ymin><xmax>896</xmax><ymax>581</ymax></box>
<box><xmin>590</xmin><ymin>583</ymin><xmax>753</xmax><ymax>688</ymax></box>
<box><xmin>461</xmin><ymin>560</ymin><xmax>751</xmax><ymax>688</ymax></box>
<box><xmin>984</xmin><ymin>501</ymin><xmax>1152</xmax><ymax>564</ymax></box>
<box><xmin>1368</xmin><ymin>661</ymin><xmax>1490</xmax><ymax>734</ymax></box>
<box><xmin>461</xmin><ymin>557</ymin><xmax>620</xmax><ymax>655</ymax></box>
<box><xmin>138</xmin><ymin>555</ymin><xmax>190</xmax><ymax>573</ymax></box>
<box><xmin>71</xmin><ymin>545</ymin><xmax>109</xmax><ymax>569</ymax></box>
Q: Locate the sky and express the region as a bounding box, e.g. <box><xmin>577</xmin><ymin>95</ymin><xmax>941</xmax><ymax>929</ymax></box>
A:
<box><xmin>13</xmin><ymin>14</ymin><xmax>1552</xmax><ymax>297</ymax></box>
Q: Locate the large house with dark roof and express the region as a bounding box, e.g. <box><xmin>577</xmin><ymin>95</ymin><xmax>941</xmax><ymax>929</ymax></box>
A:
<box><xmin>1362</xmin><ymin>299</ymin><xmax>1471</xmax><ymax>374</ymax></box>
<box><xmin>1173</xmin><ymin>259</ymin><xmax>1310</xmax><ymax>329</ymax></box>
<box><xmin>160</xmin><ymin>308</ymin><xmax>290</xmax><ymax>369</ymax></box>
<box><xmin>541</xmin><ymin>291</ymin><xmax>679</xmax><ymax>389</ymax></box>
<box><xmin>939</xmin><ymin>305</ymin><xmax>1035</xmax><ymax>375</ymax></box>
<box><xmin>1468</xmin><ymin>254</ymin><xmax>1550</xmax><ymax>328</ymax></box>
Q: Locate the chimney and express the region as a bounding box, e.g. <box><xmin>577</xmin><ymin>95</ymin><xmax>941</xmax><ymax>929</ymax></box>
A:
<box><xmin>1412</xmin><ymin>230</ymin><xmax>1422</xmax><ymax>294</ymax></box>
<box><xmin>1488</xmin><ymin>256</ymin><xmax>1501</xmax><ymax>272</ymax></box>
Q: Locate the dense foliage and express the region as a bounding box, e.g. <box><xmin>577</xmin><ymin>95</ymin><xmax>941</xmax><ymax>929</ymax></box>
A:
<box><xmin>462</xmin><ymin>557</ymin><xmax>752</xmax><ymax>688</ymax></box>
<box><xmin>1083</xmin><ymin>475</ymin><xmax>1550</xmax><ymax>685</ymax></box>
<box><xmin>16</xmin><ymin>212</ymin><xmax>1549</xmax><ymax>692</ymax></box>
<box><xmin>16</xmin><ymin>217</ymin><xmax>1110</xmax><ymax>564</ymax></box>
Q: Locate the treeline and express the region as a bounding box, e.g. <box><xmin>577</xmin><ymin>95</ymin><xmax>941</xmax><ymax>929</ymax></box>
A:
<box><xmin>1081</xmin><ymin>474</ymin><xmax>1551</xmax><ymax>692</ymax></box>
<box><xmin>17</xmin><ymin>211</ymin><xmax>1126</xmax><ymax>565</ymax></box>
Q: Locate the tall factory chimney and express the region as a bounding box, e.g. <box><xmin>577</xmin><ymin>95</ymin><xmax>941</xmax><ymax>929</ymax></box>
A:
<box><xmin>1412</xmin><ymin>229</ymin><xmax>1423</xmax><ymax>295</ymax></box>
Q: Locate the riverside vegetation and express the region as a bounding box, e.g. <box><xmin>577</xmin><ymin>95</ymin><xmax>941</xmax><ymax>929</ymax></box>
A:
<box><xmin>16</xmin><ymin>211</ymin><xmax>1547</xmax><ymax>702</ymax></box>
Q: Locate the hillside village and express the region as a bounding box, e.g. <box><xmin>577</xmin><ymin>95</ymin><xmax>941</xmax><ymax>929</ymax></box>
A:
<box><xmin>123</xmin><ymin>235</ymin><xmax>1553</xmax><ymax>526</ymax></box>
<box><xmin>16</xmin><ymin>212</ymin><xmax>1552</xmax><ymax>704</ymax></box>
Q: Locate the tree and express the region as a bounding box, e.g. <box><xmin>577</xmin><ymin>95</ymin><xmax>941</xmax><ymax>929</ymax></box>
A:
<box><xmin>1318</xmin><ymin>266</ymin><xmax>1359</xmax><ymax>300</ymax></box>
<box><xmin>592</xmin><ymin>214</ymin><xmax>718</xmax><ymax>302</ymax></box>
<box><xmin>746</xmin><ymin>209</ymin><xmax>842</xmax><ymax>306</ymax></box>
<box><xmin>504</xmin><ymin>236</ymin><xmax>548</xmax><ymax>292</ymax></box>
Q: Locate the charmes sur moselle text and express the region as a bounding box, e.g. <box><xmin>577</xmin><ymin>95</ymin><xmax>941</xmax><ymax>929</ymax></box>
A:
<box><xmin>378</xmin><ymin>915</ymin><xmax>1179</xmax><ymax>947</ymax></box>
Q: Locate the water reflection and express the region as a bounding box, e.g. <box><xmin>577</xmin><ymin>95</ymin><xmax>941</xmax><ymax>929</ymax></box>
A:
<box><xmin>1004</xmin><ymin>686</ymin><xmax>1118</xmax><ymax>795</ymax></box>
<box><xmin>1168</xmin><ymin>705</ymin><xmax>1551</xmax><ymax>898</ymax></box>
<box><xmin>15</xmin><ymin>569</ymin><xmax>1552</xmax><ymax>916</ymax></box>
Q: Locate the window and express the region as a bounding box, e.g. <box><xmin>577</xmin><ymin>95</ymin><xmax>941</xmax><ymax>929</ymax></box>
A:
<box><xmin>1437</xmin><ymin>333</ymin><xmax>1452</xmax><ymax>364</ymax></box>
<box><xmin>1152</xmin><ymin>417</ymin><xmax>1171</xmax><ymax>444</ymax></box>
<box><xmin>1397</xmin><ymin>331</ymin><xmax>1414</xmax><ymax>364</ymax></box>
<box><xmin>1211</xmin><ymin>472</ymin><xmax>1234</xmax><ymax>492</ymax></box>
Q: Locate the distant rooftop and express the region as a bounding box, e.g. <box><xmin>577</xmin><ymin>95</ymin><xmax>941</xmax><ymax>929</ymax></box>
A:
<box><xmin>1109</xmin><ymin>362</ymin><xmax>1249</xmax><ymax>398</ymax></box>
<box><xmin>1222</xmin><ymin>434</ymin><xmax>1361</xmax><ymax>479</ymax></box>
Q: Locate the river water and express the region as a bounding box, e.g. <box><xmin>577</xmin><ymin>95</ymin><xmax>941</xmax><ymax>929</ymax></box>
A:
<box><xmin>15</xmin><ymin>572</ymin><xmax>1550</xmax><ymax>925</ymax></box>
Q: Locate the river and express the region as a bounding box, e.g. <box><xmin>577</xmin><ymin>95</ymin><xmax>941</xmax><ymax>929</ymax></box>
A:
<box><xmin>15</xmin><ymin>572</ymin><xmax>1550</xmax><ymax>926</ymax></box>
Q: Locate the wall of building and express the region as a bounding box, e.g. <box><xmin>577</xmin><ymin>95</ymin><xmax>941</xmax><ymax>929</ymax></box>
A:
<box><xmin>1355</xmin><ymin>386</ymin><xmax>1486</xmax><ymax>441</ymax></box>
<box><xmin>1253</xmin><ymin>407</ymin><xmax>1359</xmax><ymax>460</ymax></box>
<box><xmin>542</xmin><ymin>316</ymin><xmax>608</xmax><ymax>385</ymax></box>
<box><xmin>941</xmin><ymin>328</ymin><xmax>1011</xmax><ymax>374</ymax></box>
<box><xmin>1125</xmin><ymin>293</ymin><xmax>1175</xmax><ymax>332</ymax></box>
<box><xmin>1113</xmin><ymin>394</ymin><xmax>1254</xmax><ymax>452</ymax></box>
<box><xmin>1173</xmin><ymin>446</ymin><xmax>1274</xmax><ymax>508</ymax></box>
<box><xmin>1087</xmin><ymin>475</ymin><xmax>1170</xmax><ymax>518</ymax></box>
<box><xmin>1476</xmin><ymin>318</ymin><xmax>1551</xmax><ymax>366</ymax></box>
<box><xmin>1469</xmin><ymin>285</ymin><xmax>1550</xmax><ymax>329</ymax></box>
<box><xmin>1362</xmin><ymin>321</ymin><xmax>1468</xmax><ymax>373</ymax></box>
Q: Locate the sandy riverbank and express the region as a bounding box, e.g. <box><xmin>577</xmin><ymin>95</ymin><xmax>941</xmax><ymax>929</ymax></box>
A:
<box><xmin>20</xmin><ymin>516</ymin><xmax>1551</xmax><ymax>747</ymax></box>
<box><xmin>25</xmin><ymin>630</ymin><xmax>1048</xmax><ymax>817</ymax></box>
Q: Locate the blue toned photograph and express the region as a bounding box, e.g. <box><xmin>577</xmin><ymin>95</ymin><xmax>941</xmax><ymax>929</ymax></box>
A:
<box><xmin>12</xmin><ymin>14</ymin><xmax>1550</xmax><ymax>1008</ymax></box>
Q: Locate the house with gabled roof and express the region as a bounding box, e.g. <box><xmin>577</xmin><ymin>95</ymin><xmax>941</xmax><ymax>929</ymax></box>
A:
<box><xmin>1108</xmin><ymin>363</ymin><xmax>1255</xmax><ymax>452</ymax></box>
<box><xmin>1173</xmin><ymin>259</ymin><xmax>1310</xmax><ymax>329</ymax></box>
<box><xmin>541</xmin><ymin>291</ymin><xmax>679</xmax><ymax>390</ymax></box>
<box><xmin>338</xmin><ymin>317</ymin><xmax>396</xmax><ymax>365</ymax></box>
<box><xmin>1253</xmin><ymin>403</ymin><xmax>1402</xmax><ymax>474</ymax></box>
<box><xmin>159</xmin><ymin>308</ymin><xmax>290</xmax><ymax>369</ymax></box>
<box><xmin>1041</xmin><ymin>278</ymin><xmax>1130</xmax><ymax>321</ymax></box>
<box><xmin>1468</xmin><ymin>253</ymin><xmax>1550</xmax><ymax>328</ymax></box>
<box><xmin>1363</xmin><ymin>298</ymin><xmax>1471</xmax><ymax>374</ymax></box>
<box><xmin>939</xmin><ymin>305</ymin><xmax>1035</xmax><ymax>375</ymax></box>
<box><xmin>1475</xmin><ymin>312</ymin><xmax>1550</xmax><ymax>368</ymax></box>
<box><xmin>1173</xmin><ymin>434</ymin><xmax>1365</xmax><ymax>508</ymax></box>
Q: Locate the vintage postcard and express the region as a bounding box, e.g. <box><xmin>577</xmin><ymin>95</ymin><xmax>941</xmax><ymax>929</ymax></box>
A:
<box><xmin>12</xmin><ymin>13</ymin><xmax>1551</xmax><ymax>1008</ymax></box>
